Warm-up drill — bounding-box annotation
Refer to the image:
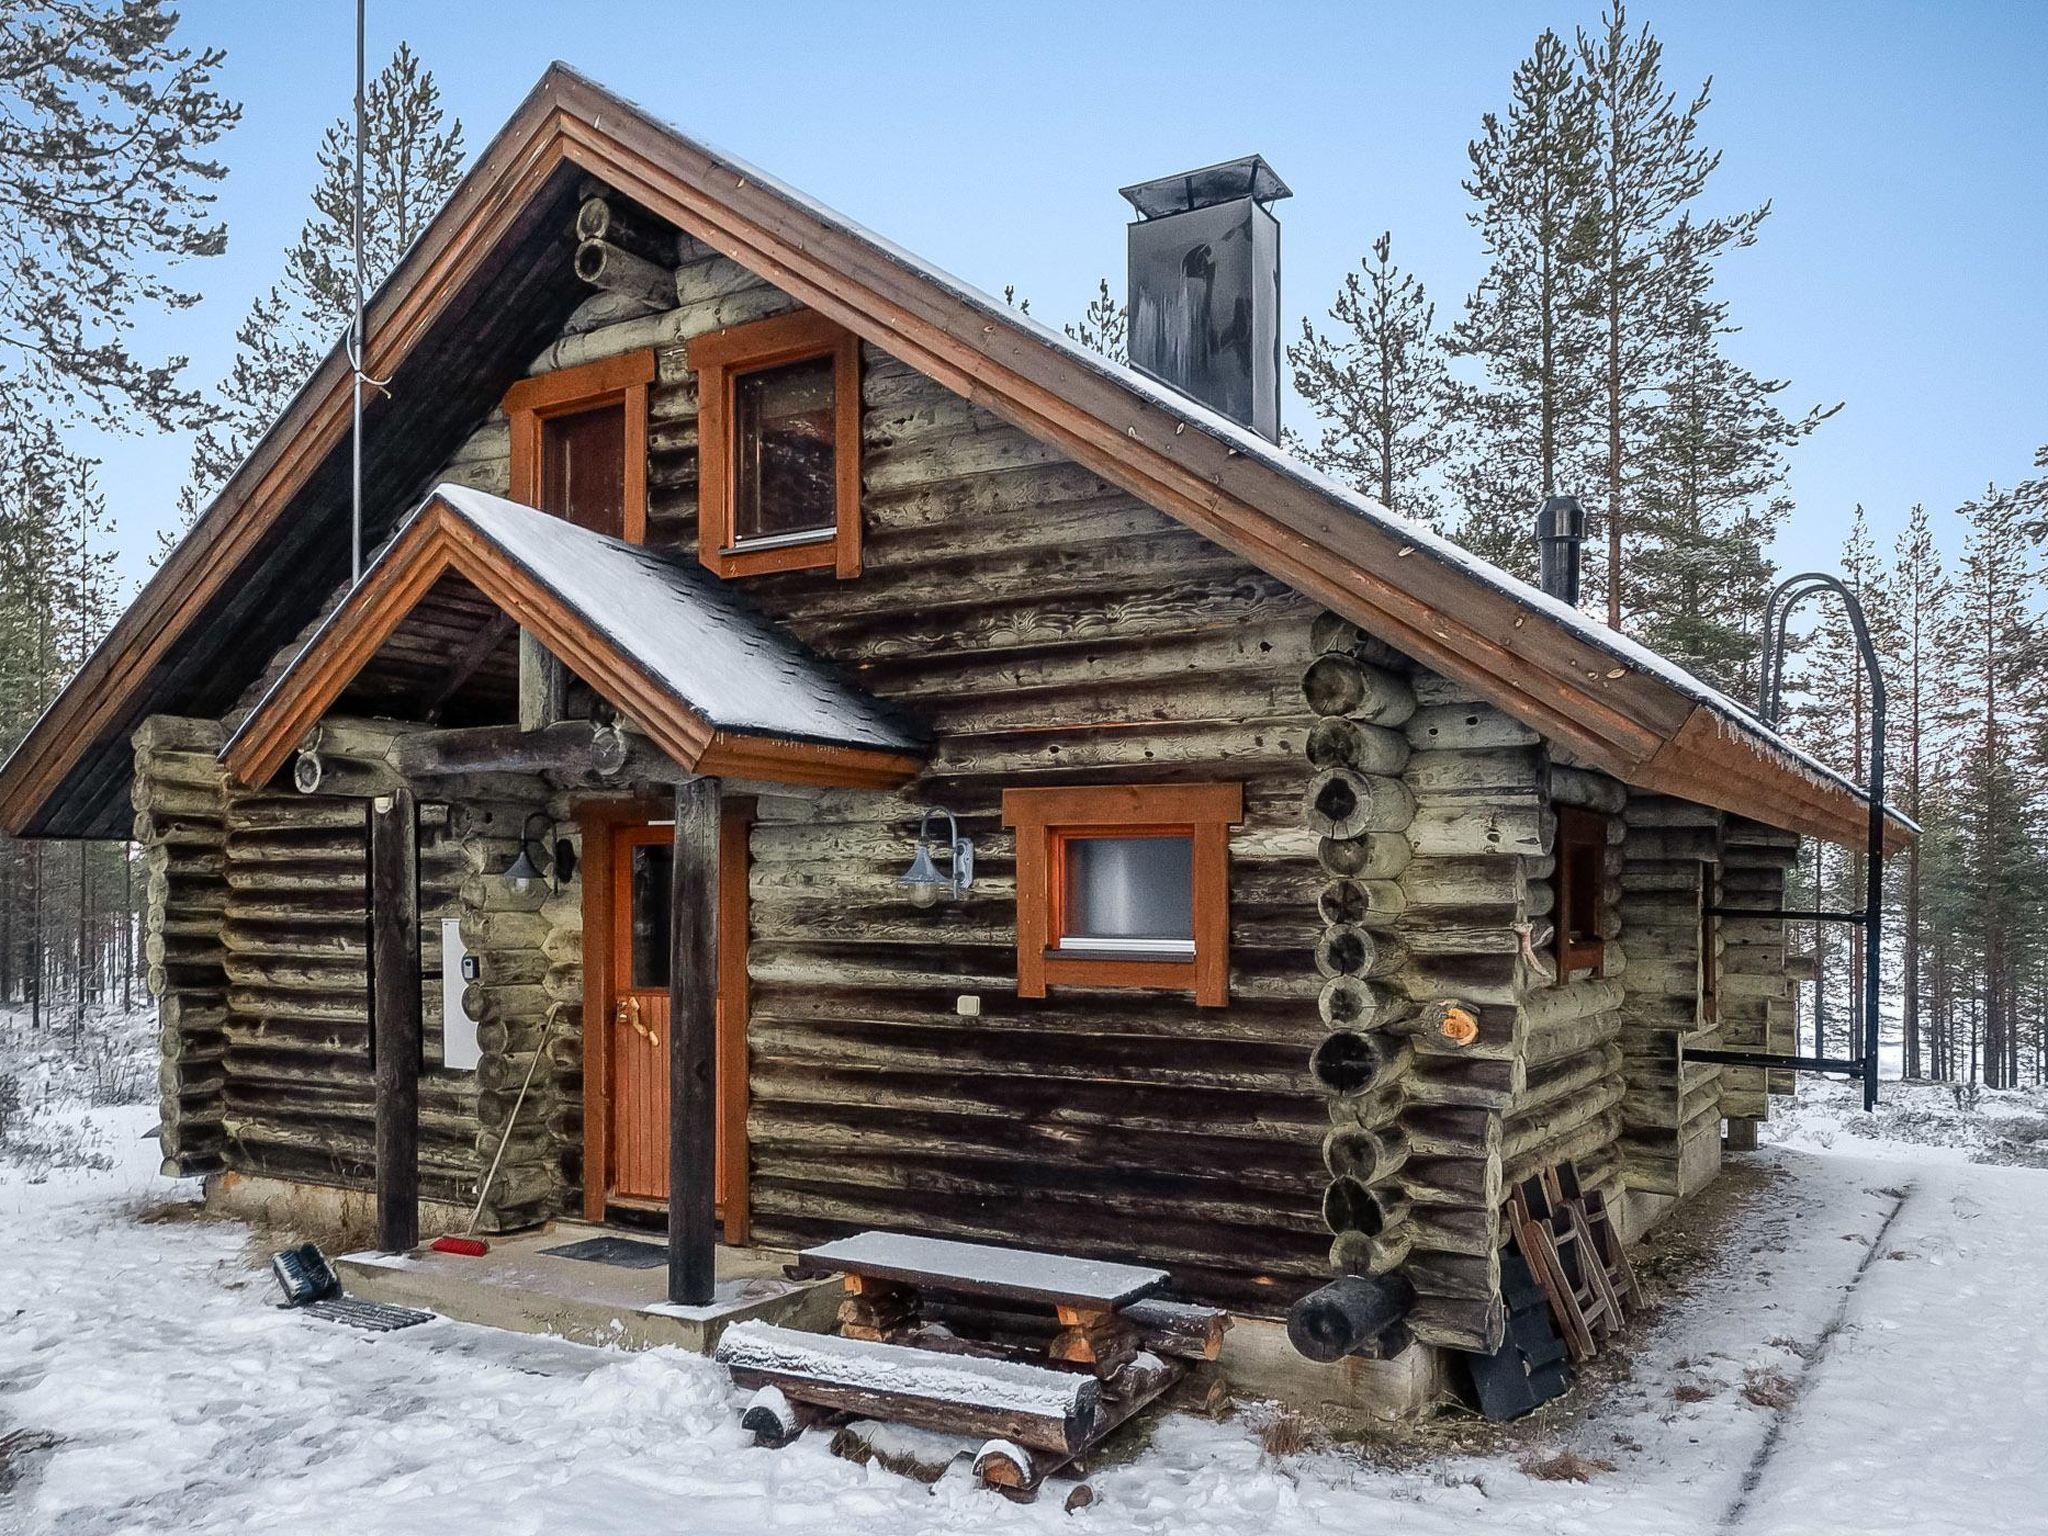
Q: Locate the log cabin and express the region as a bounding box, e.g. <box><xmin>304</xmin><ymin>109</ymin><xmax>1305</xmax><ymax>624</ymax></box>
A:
<box><xmin>0</xmin><ymin>65</ymin><xmax>1906</xmax><ymax>1415</ymax></box>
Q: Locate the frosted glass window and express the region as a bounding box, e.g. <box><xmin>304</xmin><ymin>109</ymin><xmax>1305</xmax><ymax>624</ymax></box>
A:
<box><xmin>1061</xmin><ymin>835</ymin><xmax>1194</xmax><ymax>952</ymax></box>
<box><xmin>629</xmin><ymin>843</ymin><xmax>672</xmax><ymax>990</ymax></box>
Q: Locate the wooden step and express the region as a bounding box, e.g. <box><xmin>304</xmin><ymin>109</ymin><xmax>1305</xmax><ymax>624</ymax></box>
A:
<box><xmin>715</xmin><ymin>1320</ymin><xmax>1100</xmax><ymax>1454</ymax></box>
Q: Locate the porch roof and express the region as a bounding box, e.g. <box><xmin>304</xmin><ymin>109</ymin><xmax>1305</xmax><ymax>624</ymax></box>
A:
<box><xmin>221</xmin><ymin>485</ymin><xmax>924</xmax><ymax>792</ymax></box>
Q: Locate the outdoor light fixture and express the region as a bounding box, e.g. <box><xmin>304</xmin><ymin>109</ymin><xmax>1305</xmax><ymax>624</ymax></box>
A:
<box><xmin>898</xmin><ymin>808</ymin><xmax>974</xmax><ymax>908</ymax></box>
<box><xmin>504</xmin><ymin>812</ymin><xmax>577</xmax><ymax>893</ymax></box>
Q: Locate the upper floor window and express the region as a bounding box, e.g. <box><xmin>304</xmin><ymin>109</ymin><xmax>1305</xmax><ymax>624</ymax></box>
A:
<box><xmin>503</xmin><ymin>349</ymin><xmax>654</xmax><ymax>542</ymax></box>
<box><xmin>690</xmin><ymin>310</ymin><xmax>861</xmax><ymax>579</ymax></box>
<box><xmin>1553</xmin><ymin>807</ymin><xmax>1610</xmax><ymax>980</ymax></box>
<box><xmin>1003</xmin><ymin>783</ymin><xmax>1242</xmax><ymax>1007</ymax></box>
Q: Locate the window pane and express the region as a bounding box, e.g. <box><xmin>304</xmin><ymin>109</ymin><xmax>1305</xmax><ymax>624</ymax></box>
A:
<box><xmin>733</xmin><ymin>354</ymin><xmax>836</xmax><ymax>543</ymax></box>
<box><xmin>629</xmin><ymin>843</ymin><xmax>672</xmax><ymax>990</ymax></box>
<box><xmin>542</xmin><ymin>402</ymin><xmax>626</xmax><ymax>536</ymax></box>
<box><xmin>1063</xmin><ymin>835</ymin><xmax>1194</xmax><ymax>944</ymax></box>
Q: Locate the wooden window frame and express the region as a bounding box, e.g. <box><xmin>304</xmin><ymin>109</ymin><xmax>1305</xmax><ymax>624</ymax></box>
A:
<box><xmin>1553</xmin><ymin>807</ymin><xmax>1609</xmax><ymax>980</ymax></box>
<box><xmin>688</xmin><ymin>309</ymin><xmax>862</xmax><ymax>580</ymax></box>
<box><xmin>503</xmin><ymin>348</ymin><xmax>655</xmax><ymax>544</ymax></box>
<box><xmin>1003</xmin><ymin>783</ymin><xmax>1243</xmax><ymax>1008</ymax></box>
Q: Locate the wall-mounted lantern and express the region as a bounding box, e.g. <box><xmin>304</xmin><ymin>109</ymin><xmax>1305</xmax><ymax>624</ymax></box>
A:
<box><xmin>898</xmin><ymin>808</ymin><xmax>974</xmax><ymax>908</ymax></box>
<box><xmin>504</xmin><ymin>811</ymin><xmax>577</xmax><ymax>893</ymax></box>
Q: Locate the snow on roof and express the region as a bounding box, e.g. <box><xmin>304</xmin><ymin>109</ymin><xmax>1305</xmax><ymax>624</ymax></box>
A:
<box><xmin>802</xmin><ymin>1231</ymin><xmax>1170</xmax><ymax>1307</ymax></box>
<box><xmin>565</xmin><ymin>64</ymin><xmax>1904</xmax><ymax>830</ymax></box>
<box><xmin>426</xmin><ymin>484</ymin><xmax>918</xmax><ymax>754</ymax></box>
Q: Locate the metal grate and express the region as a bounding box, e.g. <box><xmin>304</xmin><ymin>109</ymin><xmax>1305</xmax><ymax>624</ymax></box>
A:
<box><xmin>299</xmin><ymin>1296</ymin><xmax>436</xmax><ymax>1332</ymax></box>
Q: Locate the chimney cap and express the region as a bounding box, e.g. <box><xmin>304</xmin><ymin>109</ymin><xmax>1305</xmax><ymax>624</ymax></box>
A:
<box><xmin>1119</xmin><ymin>154</ymin><xmax>1292</xmax><ymax>220</ymax></box>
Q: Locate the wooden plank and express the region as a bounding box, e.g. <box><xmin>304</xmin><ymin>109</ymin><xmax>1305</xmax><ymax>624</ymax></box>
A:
<box><xmin>800</xmin><ymin>1231</ymin><xmax>1169</xmax><ymax>1310</ymax></box>
<box><xmin>668</xmin><ymin>776</ymin><xmax>721</xmax><ymax>1305</ymax></box>
<box><xmin>369</xmin><ymin>790</ymin><xmax>421</xmax><ymax>1251</ymax></box>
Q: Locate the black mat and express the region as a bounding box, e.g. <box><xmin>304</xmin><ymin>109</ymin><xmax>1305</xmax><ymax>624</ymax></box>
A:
<box><xmin>541</xmin><ymin>1235</ymin><xmax>670</xmax><ymax>1269</ymax></box>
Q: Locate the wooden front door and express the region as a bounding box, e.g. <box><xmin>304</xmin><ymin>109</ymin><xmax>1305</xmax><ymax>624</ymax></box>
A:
<box><xmin>609</xmin><ymin>823</ymin><xmax>674</xmax><ymax>1202</ymax></box>
<box><xmin>582</xmin><ymin>805</ymin><xmax>751</xmax><ymax>1236</ymax></box>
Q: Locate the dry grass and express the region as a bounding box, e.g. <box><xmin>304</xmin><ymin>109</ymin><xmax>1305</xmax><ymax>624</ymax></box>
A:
<box><xmin>1671</xmin><ymin>1382</ymin><xmax>1715</xmax><ymax>1404</ymax></box>
<box><xmin>1742</xmin><ymin>1368</ymin><xmax>1797</xmax><ymax>1410</ymax></box>
<box><xmin>1254</xmin><ymin>1409</ymin><xmax>1314</xmax><ymax>1462</ymax></box>
<box><xmin>1519</xmin><ymin>1449</ymin><xmax>1616</xmax><ymax>1482</ymax></box>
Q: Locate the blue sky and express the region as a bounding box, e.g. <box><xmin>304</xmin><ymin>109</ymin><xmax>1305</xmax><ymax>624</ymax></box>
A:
<box><xmin>79</xmin><ymin>1</ymin><xmax>2048</xmax><ymax>596</ymax></box>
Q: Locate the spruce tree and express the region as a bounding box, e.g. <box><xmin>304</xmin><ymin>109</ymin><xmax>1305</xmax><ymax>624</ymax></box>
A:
<box><xmin>1576</xmin><ymin>2</ymin><xmax>1766</xmax><ymax>627</ymax></box>
<box><xmin>176</xmin><ymin>43</ymin><xmax>465</xmax><ymax>524</ymax></box>
<box><xmin>0</xmin><ymin>1</ymin><xmax>237</xmax><ymax>437</ymax></box>
<box><xmin>1447</xmin><ymin>28</ymin><xmax>1601</xmax><ymax>581</ymax></box>
<box><xmin>1885</xmin><ymin>505</ymin><xmax>1950</xmax><ymax>1078</ymax></box>
<box><xmin>1289</xmin><ymin>232</ymin><xmax>1452</xmax><ymax>526</ymax></box>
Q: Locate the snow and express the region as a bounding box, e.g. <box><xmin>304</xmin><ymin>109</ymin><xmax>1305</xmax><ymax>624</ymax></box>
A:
<box><xmin>5</xmin><ymin>1026</ymin><xmax>2046</xmax><ymax>1533</ymax></box>
<box><xmin>562</xmin><ymin>65</ymin><xmax>1902</xmax><ymax>833</ymax></box>
<box><xmin>716</xmin><ymin>1322</ymin><xmax>1091</xmax><ymax>1417</ymax></box>
<box><xmin>228</xmin><ymin>483</ymin><xmax>920</xmax><ymax>764</ymax></box>
<box><xmin>802</xmin><ymin>1231</ymin><xmax>1170</xmax><ymax>1306</ymax></box>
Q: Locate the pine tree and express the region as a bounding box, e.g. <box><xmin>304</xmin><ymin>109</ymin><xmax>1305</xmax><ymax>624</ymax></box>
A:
<box><xmin>0</xmin><ymin>2</ymin><xmax>237</xmax><ymax>437</ymax></box>
<box><xmin>1628</xmin><ymin>225</ymin><xmax>1830</xmax><ymax>693</ymax></box>
<box><xmin>1576</xmin><ymin>2</ymin><xmax>1766</xmax><ymax>627</ymax></box>
<box><xmin>1447</xmin><ymin>28</ymin><xmax>1601</xmax><ymax>581</ymax></box>
<box><xmin>1065</xmin><ymin>279</ymin><xmax>1127</xmax><ymax>364</ymax></box>
<box><xmin>1288</xmin><ymin>232</ymin><xmax>1452</xmax><ymax>525</ymax></box>
<box><xmin>1885</xmin><ymin>505</ymin><xmax>1950</xmax><ymax>1077</ymax></box>
<box><xmin>175</xmin><ymin>43</ymin><xmax>465</xmax><ymax>524</ymax></box>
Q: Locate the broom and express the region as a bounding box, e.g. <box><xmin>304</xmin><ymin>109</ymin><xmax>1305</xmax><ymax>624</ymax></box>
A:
<box><xmin>432</xmin><ymin>1016</ymin><xmax>554</xmax><ymax>1256</ymax></box>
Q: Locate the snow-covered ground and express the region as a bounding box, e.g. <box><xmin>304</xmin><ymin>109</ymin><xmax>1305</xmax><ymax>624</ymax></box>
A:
<box><xmin>3</xmin><ymin>1016</ymin><xmax>2045</xmax><ymax>1535</ymax></box>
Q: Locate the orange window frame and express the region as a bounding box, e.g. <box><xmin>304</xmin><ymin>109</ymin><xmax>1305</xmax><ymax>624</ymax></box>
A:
<box><xmin>687</xmin><ymin>309</ymin><xmax>862</xmax><ymax>580</ymax></box>
<box><xmin>1554</xmin><ymin>806</ymin><xmax>1609</xmax><ymax>980</ymax></box>
<box><xmin>1002</xmin><ymin>783</ymin><xmax>1243</xmax><ymax>1008</ymax></box>
<box><xmin>503</xmin><ymin>348</ymin><xmax>655</xmax><ymax>544</ymax></box>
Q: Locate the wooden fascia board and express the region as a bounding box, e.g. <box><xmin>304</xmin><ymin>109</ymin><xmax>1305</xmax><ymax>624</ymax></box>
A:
<box><xmin>224</xmin><ymin>500</ymin><xmax>919</xmax><ymax>795</ymax></box>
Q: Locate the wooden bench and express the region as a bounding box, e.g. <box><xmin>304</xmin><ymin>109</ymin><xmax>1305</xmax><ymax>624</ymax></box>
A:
<box><xmin>721</xmin><ymin>1232</ymin><xmax>1230</xmax><ymax>1498</ymax></box>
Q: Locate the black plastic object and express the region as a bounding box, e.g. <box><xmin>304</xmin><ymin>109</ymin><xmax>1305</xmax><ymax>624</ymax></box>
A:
<box><xmin>271</xmin><ymin>1242</ymin><xmax>341</xmax><ymax>1306</ymax></box>
<box><xmin>1463</xmin><ymin>1251</ymin><xmax>1572</xmax><ymax>1421</ymax></box>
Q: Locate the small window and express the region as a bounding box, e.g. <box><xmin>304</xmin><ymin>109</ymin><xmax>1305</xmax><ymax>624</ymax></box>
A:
<box><xmin>1553</xmin><ymin>807</ymin><xmax>1609</xmax><ymax>979</ymax></box>
<box><xmin>628</xmin><ymin>842</ymin><xmax>672</xmax><ymax>991</ymax></box>
<box><xmin>691</xmin><ymin>309</ymin><xmax>861</xmax><ymax>579</ymax></box>
<box><xmin>504</xmin><ymin>349</ymin><xmax>654</xmax><ymax>543</ymax></box>
<box><xmin>1003</xmin><ymin>783</ymin><xmax>1243</xmax><ymax>1006</ymax></box>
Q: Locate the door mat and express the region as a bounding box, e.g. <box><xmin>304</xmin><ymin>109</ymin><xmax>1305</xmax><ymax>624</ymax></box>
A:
<box><xmin>541</xmin><ymin>1235</ymin><xmax>670</xmax><ymax>1269</ymax></box>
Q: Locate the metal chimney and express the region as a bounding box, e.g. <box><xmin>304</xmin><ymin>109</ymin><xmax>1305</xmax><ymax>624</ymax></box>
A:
<box><xmin>1535</xmin><ymin>495</ymin><xmax>1587</xmax><ymax>604</ymax></box>
<box><xmin>1119</xmin><ymin>155</ymin><xmax>1290</xmax><ymax>442</ymax></box>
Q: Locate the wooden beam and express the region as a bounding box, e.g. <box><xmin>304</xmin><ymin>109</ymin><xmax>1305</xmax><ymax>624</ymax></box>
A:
<box><xmin>390</xmin><ymin>720</ymin><xmax>687</xmax><ymax>781</ymax></box>
<box><xmin>423</xmin><ymin>611</ymin><xmax>516</xmax><ymax>722</ymax></box>
<box><xmin>369</xmin><ymin>789</ymin><xmax>421</xmax><ymax>1252</ymax></box>
<box><xmin>669</xmin><ymin>775</ymin><xmax>721</xmax><ymax>1305</ymax></box>
<box><xmin>518</xmin><ymin>631</ymin><xmax>566</xmax><ymax>731</ymax></box>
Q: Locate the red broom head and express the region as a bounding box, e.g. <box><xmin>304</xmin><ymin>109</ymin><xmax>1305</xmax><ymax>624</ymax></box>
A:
<box><xmin>430</xmin><ymin>1235</ymin><xmax>489</xmax><ymax>1256</ymax></box>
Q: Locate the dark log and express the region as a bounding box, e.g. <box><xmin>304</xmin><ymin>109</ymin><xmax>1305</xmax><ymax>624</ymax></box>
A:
<box><xmin>390</xmin><ymin>720</ymin><xmax>687</xmax><ymax>781</ymax></box>
<box><xmin>573</xmin><ymin>193</ymin><xmax>677</xmax><ymax>267</ymax></box>
<box><xmin>1285</xmin><ymin>1273</ymin><xmax>1416</xmax><ymax>1362</ymax></box>
<box><xmin>1309</xmin><ymin>1028</ymin><xmax>1389</xmax><ymax>1097</ymax></box>
<box><xmin>370</xmin><ymin>790</ymin><xmax>420</xmax><ymax>1251</ymax></box>
<box><xmin>574</xmin><ymin>237</ymin><xmax>677</xmax><ymax>309</ymax></box>
<box><xmin>669</xmin><ymin>776</ymin><xmax>721</xmax><ymax>1306</ymax></box>
<box><xmin>294</xmin><ymin>752</ymin><xmax>401</xmax><ymax>798</ymax></box>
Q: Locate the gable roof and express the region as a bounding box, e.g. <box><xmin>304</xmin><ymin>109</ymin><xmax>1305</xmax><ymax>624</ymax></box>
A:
<box><xmin>222</xmin><ymin>486</ymin><xmax>922</xmax><ymax>791</ymax></box>
<box><xmin>0</xmin><ymin>62</ymin><xmax>1903</xmax><ymax>851</ymax></box>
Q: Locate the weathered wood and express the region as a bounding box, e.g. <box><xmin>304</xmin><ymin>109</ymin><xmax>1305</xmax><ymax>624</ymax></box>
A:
<box><xmin>389</xmin><ymin>720</ymin><xmax>688</xmax><ymax>781</ymax></box>
<box><xmin>574</xmin><ymin>237</ymin><xmax>678</xmax><ymax>309</ymax></box>
<box><xmin>1304</xmin><ymin>768</ymin><xmax>1416</xmax><ymax>840</ymax></box>
<box><xmin>370</xmin><ymin>790</ymin><xmax>420</xmax><ymax>1251</ymax></box>
<box><xmin>669</xmin><ymin>776</ymin><xmax>721</xmax><ymax>1305</ymax></box>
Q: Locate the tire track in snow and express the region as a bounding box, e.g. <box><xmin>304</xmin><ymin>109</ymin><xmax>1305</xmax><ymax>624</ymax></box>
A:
<box><xmin>1716</xmin><ymin>1179</ymin><xmax>1914</xmax><ymax>1531</ymax></box>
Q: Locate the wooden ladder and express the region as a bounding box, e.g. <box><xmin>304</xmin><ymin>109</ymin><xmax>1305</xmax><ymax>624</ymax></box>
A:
<box><xmin>1508</xmin><ymin>1170</ymin><xmax>1622</xmax><ymax>1362</ymax></box>
<box><xmin>1554</xmin><ymin>1161</ymin><xmax>1642</xmax><ymax>1312</ymax></box>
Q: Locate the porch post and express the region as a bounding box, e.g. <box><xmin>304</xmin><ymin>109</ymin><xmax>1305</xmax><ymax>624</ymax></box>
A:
<box><xmin>370</xmin><ymin>787</ymin><xmax>421</xmax><ymax>1252</ymax></box>
<box><xmin>669</xmin><ymin>775</ymin><xmax>721</xmax><ymax>1304</ymax></box>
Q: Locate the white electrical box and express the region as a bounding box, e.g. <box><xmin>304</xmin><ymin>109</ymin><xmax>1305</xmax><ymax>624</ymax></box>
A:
<box><xmin>441</xmin><ymin>917</ymin><xmax>481</xmax><ymax>1070</ymax></box>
